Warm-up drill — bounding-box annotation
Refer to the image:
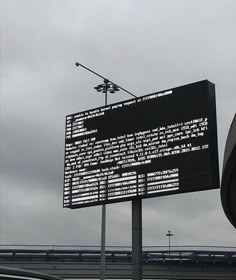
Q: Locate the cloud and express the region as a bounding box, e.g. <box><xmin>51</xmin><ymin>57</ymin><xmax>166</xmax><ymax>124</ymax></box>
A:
<box><xmin>1</xmin><ymin>0</ymin><xmax>236</xmax><ymax>247</ymax></box>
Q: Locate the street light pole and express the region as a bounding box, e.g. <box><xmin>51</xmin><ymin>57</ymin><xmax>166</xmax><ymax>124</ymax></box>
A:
<box><xmin>75</xmin><ymin>62</ymin><xmax>137</xmax><ymax>280</ymax></box>
<box><xmin>166</xmin><ymin>230</ymin><xmax>173</xmax><ymax>257</ymax></box>
<box><xmin>94</xmin><ymin>79</ymin><xmax>119</xmax><ymax>280</ymax></box>
<box><xmin>75</xmin><ymin>62</ymin><xmax>137</xmax><ymax>98</ymax></box>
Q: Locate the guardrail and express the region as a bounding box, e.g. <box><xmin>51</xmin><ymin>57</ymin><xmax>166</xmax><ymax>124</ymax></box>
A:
<box><xmin>0</xmin><ymin>245</ymin><xmax>236</xmax><ymax>264</ymax></box>
<box><xmin>1</xmin><ymin>244</ymin><xmax>236</xmax><ymax>251</ymax></box>
<box><xmin>1</xmin><ymin>246</ymin><xmax>236</xmax><ymax>279</ymax></box>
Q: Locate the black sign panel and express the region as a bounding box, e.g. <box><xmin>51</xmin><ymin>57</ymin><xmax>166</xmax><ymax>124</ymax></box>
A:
<box><xmin>63</xmin><ymin>80</ymin><xmax>219</xmax><ymax>208</ymax></box>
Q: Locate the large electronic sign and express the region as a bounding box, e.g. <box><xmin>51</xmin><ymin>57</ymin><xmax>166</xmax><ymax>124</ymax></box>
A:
<box><xmin>63</xmin><ymin>80</ymin><xmax>219</xmax><ymax>209</ymax></box>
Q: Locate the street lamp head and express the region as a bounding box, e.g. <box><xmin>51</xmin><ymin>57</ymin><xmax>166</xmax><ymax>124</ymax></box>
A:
<box><xmin>109</xmin><ymin>84</ymin><xmax>120</xmax><ymax>94</ymax></box>
<box><xmin>94</xmin><ymin>85</ymin><xmax>104</xmax><ymax>92</ymax></box>
<box><xmin>113</xmin><ymin>85</ymin><xmax>120</xmax><ymax>91</ymax></box>
<box><xmin>75</xmin><ymin>62</ymin><xmax>80</xmax><ymax>67</ymax></box>
<box><xmin>166</xmin><ymin>230</ymin><xmax>173</xmax><ymax>237</ymax></box>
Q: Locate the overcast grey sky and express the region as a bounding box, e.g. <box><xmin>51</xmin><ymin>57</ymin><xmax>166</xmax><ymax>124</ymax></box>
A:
<box><xmin>1</xmin><ymin>0</ymin><xmax>236</xmax><ymax>247</ymax></box>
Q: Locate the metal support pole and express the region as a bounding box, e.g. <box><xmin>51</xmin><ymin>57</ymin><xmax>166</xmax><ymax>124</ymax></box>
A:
<box><xmin>168</xmin><ymin>235</ymin><xmax>170</xmax><ymax>257</ymax></box>
<box><xmin>132</xmin><ymin>198</ymin><xmax>142</xmax><ymax>280</ymax></box>
<box><xmin>105</xmin><ymin>91</ymin><xmax>107</xmax><ymax>108</ymax></box>
<box><xmin>74</xmin><ymin>61</ymin><xmax>137</xmax><ymax>280</ymax></box>
<box><xmin>166</xmin><ymin>230</ymin><xmax>173</xmax><ymax>257</ymax></box>
<box><xmin>100</xmin><ymin>90</ymin><xmax>107</xmax><ymax>280</ymax></box>
<box><xmin>100</xmin><ymin>204</ymin><xmax>106</xmax><ymax>280</ymax></box>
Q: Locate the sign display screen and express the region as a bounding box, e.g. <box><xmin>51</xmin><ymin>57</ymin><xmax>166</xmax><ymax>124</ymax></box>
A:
<box><xmin>63</xmin><ymin>80</ymin><xmax>219</xmax><ymax>208</ymax></box>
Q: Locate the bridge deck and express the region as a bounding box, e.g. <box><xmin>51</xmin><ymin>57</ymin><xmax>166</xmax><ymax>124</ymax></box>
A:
<box><xmin>1</xmin><ymin>246</ymin><xmax>236</xmax><ymax>279</ymax></box>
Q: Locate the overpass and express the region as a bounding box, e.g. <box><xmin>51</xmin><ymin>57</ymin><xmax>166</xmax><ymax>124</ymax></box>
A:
<box><xmin>0</xmin><ymin>245</ymin><xmax>236</xmax><ymax>279</ymax></box>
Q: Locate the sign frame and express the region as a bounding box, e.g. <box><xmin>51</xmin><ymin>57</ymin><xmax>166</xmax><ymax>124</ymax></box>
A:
<box><xmin>63</xmin><ymin>80</ymin><xmax>219</xmax><ymax>209</ymax></box>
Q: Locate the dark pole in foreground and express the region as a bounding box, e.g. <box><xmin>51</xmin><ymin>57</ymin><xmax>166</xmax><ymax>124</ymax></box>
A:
<box><xmin>132</xmin><ymin>198</ymin><xmax>142</xmax><ymax>280</ymax></box>
<box><xmin>100</xmin><ymin>205</ymin><xmax>106</xmax><ymax>280</ymax></box>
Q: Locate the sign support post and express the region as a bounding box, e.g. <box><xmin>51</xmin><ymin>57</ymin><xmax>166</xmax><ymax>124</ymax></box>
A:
<box><xmin>100</xmin><ymin>203</ymin><xmax>106</xmax><ymax>280</ymax></box>
<box><xmin>132</xmin><ymin>198</ymin><xmax>142</xmax><ymax>280</ymax></box>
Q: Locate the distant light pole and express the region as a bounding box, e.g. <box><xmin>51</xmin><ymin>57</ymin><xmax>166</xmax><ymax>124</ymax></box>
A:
<box><xmin>166</xmin><ymin>230</ymin><xmax>173</xmax><ymax>256</ymax></box>
<box><xmin>75</xmin><ymin>62</ymin><xmax>137</xmax><ymax>280</ymax></box>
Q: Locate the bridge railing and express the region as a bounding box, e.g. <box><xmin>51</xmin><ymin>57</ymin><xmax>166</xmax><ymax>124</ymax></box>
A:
<box><xmin>0</xmin><ymin>245</ymin><xmax>236</xmax><ymax>265</ymax></box>
<box><xmin>1</xmin><ymin>244</ymin><xmax>236</xmax><ymax>251</ymax></box>
<box><xmin>1</xmin><ymin>246</ymin><xmax>236</xmax><ymax>279</ymax></box>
